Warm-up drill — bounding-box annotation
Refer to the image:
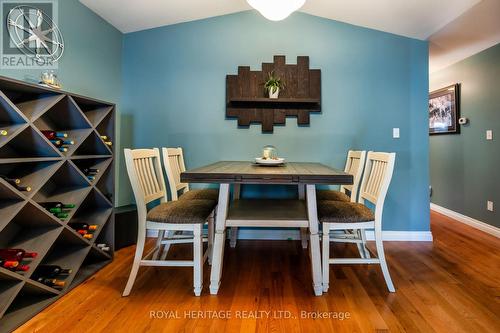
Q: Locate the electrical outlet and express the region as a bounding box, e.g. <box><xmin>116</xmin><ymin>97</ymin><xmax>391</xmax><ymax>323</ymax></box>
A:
<box><xmin>486</xmin><ymin>130</ymin><xmax>493</xmax><ymax>140</ymax></box>
<box><xmin>393</xmin><ymin>128</ymin><xmax>400</xmax><ymax>139</ymax></box>
<box><xmin>487</xmin><ymin>201</ymin><xmax>494</xmax><ymax>212</ymax></box>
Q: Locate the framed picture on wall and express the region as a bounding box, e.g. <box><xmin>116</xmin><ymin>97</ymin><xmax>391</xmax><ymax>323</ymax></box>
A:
<box><xmin>429</xmin><ymin>84</ymin><xmax>460</xmax><ymax>135</ymax></box>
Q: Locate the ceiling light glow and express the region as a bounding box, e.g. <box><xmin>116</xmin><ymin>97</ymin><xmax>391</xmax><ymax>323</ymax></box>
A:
<box><xmin>247</xmin><ymin>0</ymin><xmax>306</xmax><ymax>21</ymax></box>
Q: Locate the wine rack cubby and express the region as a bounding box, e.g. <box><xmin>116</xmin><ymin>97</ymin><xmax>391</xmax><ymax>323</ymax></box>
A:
<box><xmin>0</xmin><ymin>76</ymin><xmax>115</xmax><ymax>332</ymax></box>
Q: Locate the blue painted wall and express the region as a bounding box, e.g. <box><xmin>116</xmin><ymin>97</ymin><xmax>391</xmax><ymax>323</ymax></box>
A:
<box><xmin>122</xmin><ymin>11</ymin><xmax>430</xmax><ymax>231</ymax></box>
<box><xmin>430</xmin><ymin>43</ymin><xmax>500</xmax><ymax>227</ymax></box>
<box><xmin>0</xmin><ymin>0</ymin><xmax>126</xmax><ymax>204</ymax></box>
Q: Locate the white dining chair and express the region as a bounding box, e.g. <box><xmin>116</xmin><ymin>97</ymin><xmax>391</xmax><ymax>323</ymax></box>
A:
<box><xmin>161</xmin><ymin>147</ymin><xmax>217</xmax><ymax>262</ymax></box>
<box><xmin>317</xmin><ymin>150</ymin><xmax>368</xmax><ymax>256</ymax></box>
<box><xmin>123</xmin><ymin>148</ymin><xmax>216</xmax><ymax>297</ymax></box>
<box><xmin>161</xmin><ymin>147</ymin><xmax>219</xmax><ymax>201</ymax></box>
<box><xmin>317</xmin><ymin>150</ymin><xmax>367</xmax><ymax>202</ymax></box>
<box><xmin>319</xmin><ymin>151</ymin><xmax>396</xmax><ymax>293</ymax></box>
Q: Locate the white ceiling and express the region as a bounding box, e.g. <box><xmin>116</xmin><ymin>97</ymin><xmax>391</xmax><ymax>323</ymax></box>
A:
<box><xmin>79</xmin><ymin>0</ymin><xmax>480</xmax><ymax>40</ymax></box>
<box><xmin>428</xmin><ymin>0</ymin><xmax>500</xmax><ymax>73</ymax></box>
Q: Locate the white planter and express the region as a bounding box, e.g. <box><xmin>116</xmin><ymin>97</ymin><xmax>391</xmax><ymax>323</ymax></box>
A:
<box><xmin>268</xmin><ymin>87</ymin><xmax>280</xmax><ymax>99</ymax></box>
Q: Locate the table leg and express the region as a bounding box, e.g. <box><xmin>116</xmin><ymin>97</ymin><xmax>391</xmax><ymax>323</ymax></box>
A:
<box><xmin>306</xmin><ymin>184</ymin><xmax>323</xmax><ymax>296</ymax></box>
<box><xmin>298</xmin><ymin>184</ymin><xmax>308</xmax><ymax>249</ymax></box>
<box><xmin>230</xmin><ymin>184</ymin><xmax>241</xmax><ymax>248</ymax></box>
<box><xmin>209</xmin><ymin>183</ymin><xmax>230</xmax><ymax>295</ymax></box>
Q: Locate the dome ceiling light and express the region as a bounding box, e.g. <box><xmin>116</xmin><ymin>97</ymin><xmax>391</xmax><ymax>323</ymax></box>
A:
<box><xmin>247</xmin><ymin>0</ymin><xmax>306</xmax><ymax>21</ymax></box>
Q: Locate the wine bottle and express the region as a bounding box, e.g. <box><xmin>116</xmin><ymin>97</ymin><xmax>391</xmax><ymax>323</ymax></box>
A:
<box><xmin>49</xmin><ymin>139</ymin><xmax>62</xmax><ymax>146</ymax></box>
<box><xmin>83</xmin><ymin>168</ymin><xmax>99</xmax><ymax>175</ymax></box>
<box><xmin>96</xmin><ymin>243</ymin><xmax>110</xmax><ymax>252</ymax></box>
<box><xmin>14</xmin><ymin>264</ymin><xmax>29</xmax><ymax>272</ymax></box>
<box><xmin>77</xmin><ymin>229</ymin><xmax>88</xmax><ymax>235</ymax></box>
<box><xmin>0</xmin><ymin>129</ymin><xmax>8</xmax><ymax>136</ymax></box>
<box><xmin>37</xmin><ymin>278</ymin><xmax>65</xmax><ymax>288</ymax></box>
<box><xmin>50</xmin><ymin>139</ymin><xmax>75</xmax><ymax>147</ymax></box>
<box><xmin>16</xmin><ymin>185</ymin><xmax>32</xmax><ymax>192</ymax></box>
<box><xmin>87</xmin><ymin>175</ymin><xmax>96</xmax><ymax>181</ymax></box>
<box><xmin>34</xmin><ymin>265</ymin><xmax>72</xmax><ymax>277</ymax></box>
<box><xmin>0</xmin><ymin>175</ymin><xmax>21</xmax><ymax>186</ymax></box>
<box><xmin>83</xmin><ymin>234</ymin><xmax>93</xmax><ymax>239</ymax></box>
<box><xmin>100</xmin><ymin>135</ymin><xmax>108</xmax><ymax>140</ymax></box>
<box><xmin>41</xmin><ymin>130</ymin><xmax>67</xmax><ymax>139</ymax></box>
<box><xmin>58</xmin><ymin>147</ymin><xmax>68</xmax><ymax>153</ymax></box>
<box><xmin>104</xmin><ymin>141</ymin><xmax>113</xmax><ymax>146</ymax></box>
<box><xmin>69</xmin><ymin>223</ymin><xmax>98</xmax><ymax>231</ymax></box>
<box><xmin>0</xmin><ymin>249</ymin><xmax>37</xmax><ymax>261</ymax></box>
<box><xmin>0</xmin><ymin>259</ymin><xmax>19</xmax><ymax>269</ymax></box>
<box><xmin>40</xmin><ymin>202</ymin><xmax>76</xmax><ymax>209</ymax></box>
<box><xmin>55</xmin><ymin>212</ymin><xmax>69</xmax><ymax>219</ymax></box>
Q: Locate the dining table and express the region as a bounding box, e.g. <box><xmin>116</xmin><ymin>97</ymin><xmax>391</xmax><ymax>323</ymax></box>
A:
<box><xmin>181</xmin><ymin>161</ymin><xmax>353</xmax><ymax>296</ymax></box>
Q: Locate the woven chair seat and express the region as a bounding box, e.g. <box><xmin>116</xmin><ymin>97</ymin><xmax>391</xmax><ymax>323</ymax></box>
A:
<box><xmin>147</xmin><ymin>199</ymin><xmax>216</xmax><ymax>224</ymax></box>
<box><xmin>179</xmin><ymin>189</ymin><xmax>219</xmax><ymax>201</ymax></box>
<box><xmin>316</xmin><ymin>190</ymin><xmax>350</xmax><ymax>202</ymax></box>
<box><xmin>318</xmin><ymin>201</ymin><xmax>374</xmax><ymax>223</ymax></box>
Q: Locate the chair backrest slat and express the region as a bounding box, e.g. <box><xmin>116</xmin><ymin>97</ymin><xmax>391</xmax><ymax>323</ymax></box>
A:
<box><xmin>359</xmin><ymin>152</ymin><xmax>396</xmax><ymax>230</ymax></box>
<box><xmin>162</xmin><ymin>147</ymin><xmax>189</xmax><ymax>201</ymax></box>
<box><xmin>359</xmin><ymin>152</ymin><xmax>396</xmax><ymax>211</ymax></box>
<box><xmin>124</xmin><ymin>148</ymin><xmax>167</xmax><ymax>207</ymax></box>
<box><xmin>340</xmin><ymin>150</ymin><xmax>367</xmax><ymax>202</ymax></box>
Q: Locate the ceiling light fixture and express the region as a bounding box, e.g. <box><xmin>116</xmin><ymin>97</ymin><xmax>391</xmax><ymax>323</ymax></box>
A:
<box><xmin>247</xmin><ymin>0</ymin><xmax>306</xmax><ymax>21</ymax></box>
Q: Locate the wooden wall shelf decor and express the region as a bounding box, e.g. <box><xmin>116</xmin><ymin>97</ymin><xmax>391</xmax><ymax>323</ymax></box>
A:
<box><xmin>226</xmin><ymin>55</ymin><xmax>321</xmax><ymax>132</ymax></box>
<box><xmin>0</xmin><ymin>76</ymin><xmax>115</xmax><ymax>332</ymax></box>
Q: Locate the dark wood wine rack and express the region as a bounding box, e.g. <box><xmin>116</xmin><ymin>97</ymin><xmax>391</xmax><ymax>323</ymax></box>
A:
<box><xmin>0</xmin><ymin>76</ymin><xmax>115</xmax><ymax>332</ymax></box>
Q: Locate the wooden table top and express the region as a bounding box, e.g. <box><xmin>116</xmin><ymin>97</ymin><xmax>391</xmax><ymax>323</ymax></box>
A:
<box><xmin>181</xmin><ymin>161</ymin><xmax>353</xmax><ymax>185</ymax></box>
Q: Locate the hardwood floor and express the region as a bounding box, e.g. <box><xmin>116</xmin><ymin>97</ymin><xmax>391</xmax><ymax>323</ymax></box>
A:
<box><xmin>16</xmin><ymin>211</ymin><xmax>500</xmax><ymax>333</ymax></box>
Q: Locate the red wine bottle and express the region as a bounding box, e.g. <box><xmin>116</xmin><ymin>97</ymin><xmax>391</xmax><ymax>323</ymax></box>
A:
<box><xmin>34</xmin><ymin>265</ymin><xmax>72</xmax><ymax>278</ymax></box>
<box><xmin>40</xmin><ymin>202</ymin><xmax>76</xmax><ymax>209</ymax></box>
<box><xmin>37</xmin><ymin>278</ymin><xmax>65</xmax><ymax>288</ymax></box>
<box><xmin>0</xmin><ymin>249</ymin><xmax>37</xmax><ymax>261</ymax></box>
<box><xmin>14</xmin><ymin>264</ymin><xmax>30</xmax><ymax>272</ymax></box>
<box><xmin>69</xmin><ymin>223</ymin><xmax>98</xmax><ymax>231</ymax></box>
<box><xmin>41</xmin><ymin>130</ymin><xmax>67</xmax><ymax>139</ymax></box>
<box><xmin>0</xmin><ymin>259</ymin><xmax>19</xmax><ymax>269</ymax></box>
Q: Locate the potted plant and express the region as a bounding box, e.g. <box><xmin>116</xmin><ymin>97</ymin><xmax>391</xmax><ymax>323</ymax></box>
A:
<box><xmin>264</xmin><ymin>71</ymin><xmax>284</xmax><ymax>99</ymax></box>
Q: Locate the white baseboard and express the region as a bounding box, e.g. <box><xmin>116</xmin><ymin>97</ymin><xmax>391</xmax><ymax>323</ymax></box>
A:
<box><xmin>430</xmin><ymin>203</ymin><xmax>500</xmax><ymax>238</ymax></box>
<box><xmin>147</xmin><ymin>229</ymin><xmax>433</xmax><ymax>241</ymax></box>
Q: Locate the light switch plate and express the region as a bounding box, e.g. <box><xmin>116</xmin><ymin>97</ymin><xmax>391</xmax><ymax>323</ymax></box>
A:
<box><xmin>393</xmin><ymin>128</ymin><xmax>400</xmax><ymax>139</ymax></box>
<box><xmin>486</xmin><ymin>130</ymin><xmax>493</xmax><ymax>140</ymax></box>
<box><xmin>487</xmin><ymin>201</ymin><xmax>494</xmax><ymax>212</ymax></box>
